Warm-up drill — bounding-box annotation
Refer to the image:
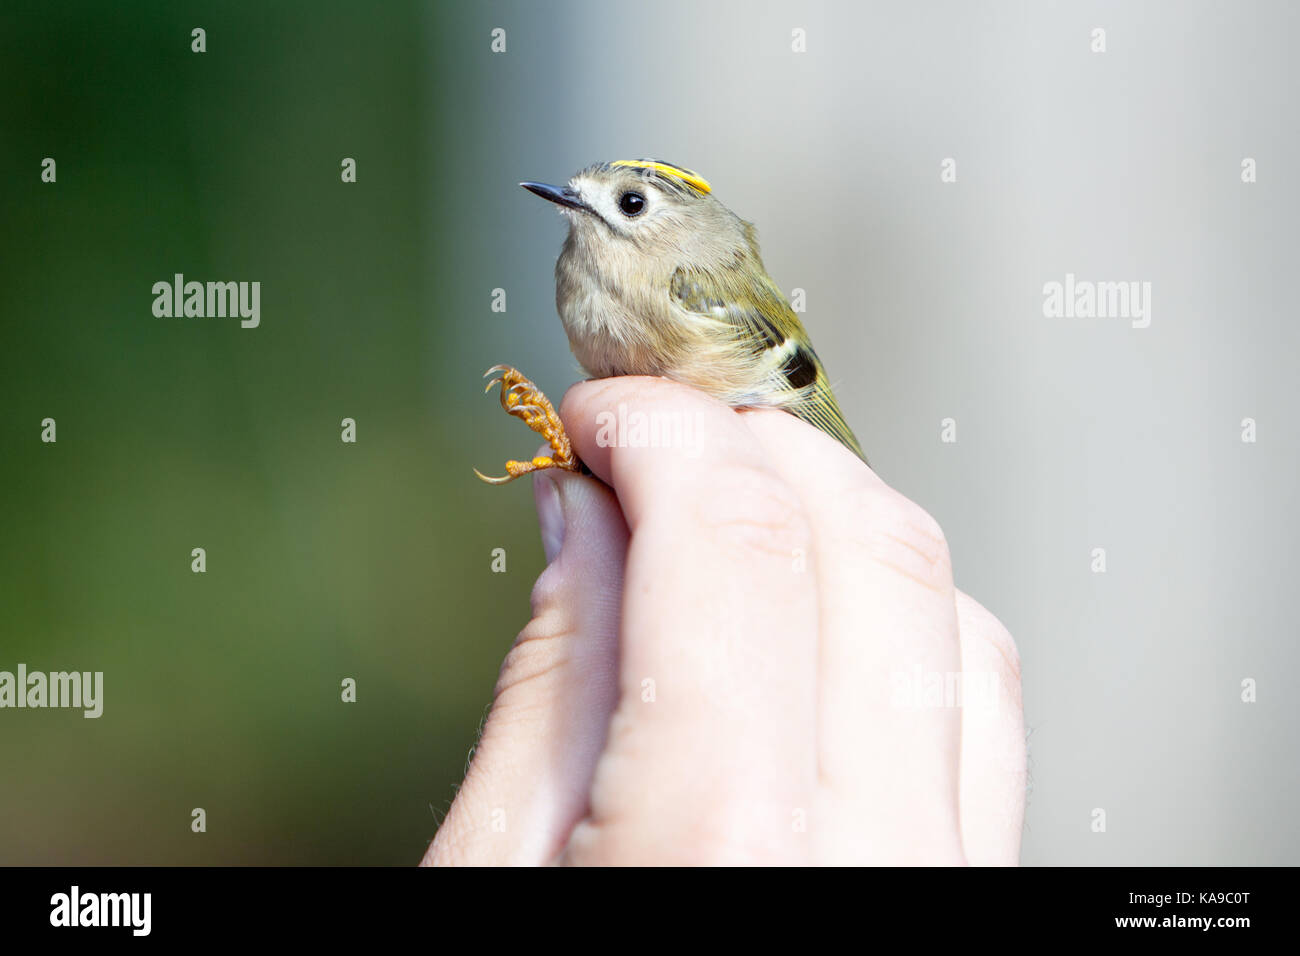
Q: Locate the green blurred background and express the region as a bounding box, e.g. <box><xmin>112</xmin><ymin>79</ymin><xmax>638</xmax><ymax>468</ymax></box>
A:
<box><xmin>0</xmin><ymin>1</ymin><xmax>547</xmax><ymax>864</ymax></box>
<box><xmin>3</xmin><ymin>1</ymin><xmax>1297</xmax><ymax>865</ymax></box>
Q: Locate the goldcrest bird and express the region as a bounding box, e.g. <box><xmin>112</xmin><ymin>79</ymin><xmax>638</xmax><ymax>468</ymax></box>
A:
<box><xmin>476</xmin><ymin>159</ymin><xmax>865</xmax><ymax>484</ymax></box>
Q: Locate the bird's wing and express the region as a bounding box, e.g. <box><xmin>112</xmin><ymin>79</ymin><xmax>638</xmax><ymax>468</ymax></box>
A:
<box><xmin>671</xmin><ymin>264</ymin><xmax>867</xmax><ymax>463</ymax></box>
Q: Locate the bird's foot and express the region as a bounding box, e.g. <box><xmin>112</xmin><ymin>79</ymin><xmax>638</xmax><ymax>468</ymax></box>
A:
<box><xmin>474</xmin><ymin>365</ymin><xmax>582</xmax><ymax>485</ymax></box>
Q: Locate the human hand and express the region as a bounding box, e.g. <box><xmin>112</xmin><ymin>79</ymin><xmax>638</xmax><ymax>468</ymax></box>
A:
<box><xmin>424</xmin><ymin>377</ymin><xmax>1025</xmax><ymax>865</ymax></box>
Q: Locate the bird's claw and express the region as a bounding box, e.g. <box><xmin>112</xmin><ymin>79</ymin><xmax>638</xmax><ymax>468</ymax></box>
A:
<box><xmin>475</xmin><ymin>365</ymin><xmax>582</xmax><ymax>485</ymax></box>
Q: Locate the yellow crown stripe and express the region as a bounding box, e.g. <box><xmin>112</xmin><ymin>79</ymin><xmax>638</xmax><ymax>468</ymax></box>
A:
<box><xmin>611</xmin><ymin>159</ymin><xmax>712</xmax><ymax>194</ymax></box>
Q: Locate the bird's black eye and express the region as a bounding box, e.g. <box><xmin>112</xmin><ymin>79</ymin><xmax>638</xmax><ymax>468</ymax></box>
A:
<box><xmin>618</xmin><ymin>191</ymin><xmax>646</xmax><ymax>217</ymax></box>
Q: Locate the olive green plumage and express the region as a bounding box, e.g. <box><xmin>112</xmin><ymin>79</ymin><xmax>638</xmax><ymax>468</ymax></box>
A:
<box><xmin>522</xmin><ymin>159</ymin><xmax>866</xmax><ymax>463</ymax></box>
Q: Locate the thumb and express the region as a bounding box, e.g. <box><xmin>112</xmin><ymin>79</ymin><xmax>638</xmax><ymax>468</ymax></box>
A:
<box><xmin>422</xmin><ymin>468</ymin><xmax>628</xmax><ymax>865</ymax></box>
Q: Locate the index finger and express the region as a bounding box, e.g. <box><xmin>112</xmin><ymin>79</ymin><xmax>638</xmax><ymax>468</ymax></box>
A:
<box><xmin>556</xmin><ymin>377</ymin><xmax>820</xmax><ymax>862</ymax></box>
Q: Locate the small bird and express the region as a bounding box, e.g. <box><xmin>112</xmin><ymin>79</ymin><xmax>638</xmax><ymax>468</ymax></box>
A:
<box><xmin>476</xmin><ymin>159</ymin><xmax>865</xmax><ymax>484</ymax></box>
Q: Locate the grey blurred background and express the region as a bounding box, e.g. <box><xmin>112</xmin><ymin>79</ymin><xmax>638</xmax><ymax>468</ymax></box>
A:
<box><xmin>2</xmin><ymin>0</ymin><xmax>1295</xmax><ymax>864</ymax></box>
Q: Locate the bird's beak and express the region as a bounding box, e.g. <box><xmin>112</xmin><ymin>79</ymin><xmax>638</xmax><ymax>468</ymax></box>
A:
<box><xmin>520</xmin><ymin>181</ymin><xmax>589</xmax><ymax>213</ymax></box>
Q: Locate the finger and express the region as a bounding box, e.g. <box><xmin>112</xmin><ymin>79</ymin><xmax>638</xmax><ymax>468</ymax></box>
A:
<box><xmin>558</xmin><ymin>376</ymin><xmax>773</xmax><ymax>524</ymax></box>
<box><xmin>422</xmin><ymin>468</ymin><xmax>628</xmax><ymax>865</ymax></box>
<box><xmin>954</xmin><ymin>591</ymin><xmax>1026</xmax><ymax>865</ymax></box>
<box><xmin>743</xmin><ymin>409</ymin><xmax>965</xmax><ymax>864</ymax></box>
<box><xmin>556</xmin><ymin>377</ymin><xmax>820</xmax><ymax>864</ymax></box>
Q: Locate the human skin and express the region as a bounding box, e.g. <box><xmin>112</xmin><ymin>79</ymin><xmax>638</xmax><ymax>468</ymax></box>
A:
<box><xmin>423</xmin><ymin>376</ymin><xmax>1026</xmax><ymax>866</ymax></box>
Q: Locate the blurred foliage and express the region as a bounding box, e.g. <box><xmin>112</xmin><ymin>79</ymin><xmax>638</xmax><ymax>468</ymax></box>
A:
<box><xmin>0</xmin><ymin>1</ymin><xmax>546</xmax><ymax>863</ymax></box>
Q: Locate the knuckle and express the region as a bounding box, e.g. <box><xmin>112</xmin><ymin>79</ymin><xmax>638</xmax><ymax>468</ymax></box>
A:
<box><xmin>863</xmin><ymin>489</ymin><xmax>953</xmax><ymax>592</ymax></box>
<box><xmin>688</xmin><ymin>465</ymin><xmax>812</xmax><ymax>559</ymax></box>
<box><xmin>984</xmin><ymin>618</ymin><xmax>1021</xmax><ymax>685</ymax></box>
<box><xmin>491</xmin><ymin>611</ymin><xmax>573</xmax><ymax>707</ymax></box>
<box><xmin>958</xmin><ymin>593</ymin><xmax>1022</xmax><ymax>687</ymax></box>
<box><xmin>527</xmin><ymin>562</ymin><xmax>563</xmax><ymax>616</ymax></box>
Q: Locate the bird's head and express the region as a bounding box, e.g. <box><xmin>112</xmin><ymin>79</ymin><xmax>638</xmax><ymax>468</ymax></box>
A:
<box><xmin>521</xmin><ymin>159</ymin><xmax>751</xmax><ymax>283</ymax></box>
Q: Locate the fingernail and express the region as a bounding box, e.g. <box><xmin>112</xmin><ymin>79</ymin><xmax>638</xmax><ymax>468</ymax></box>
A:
<box><xmin>534</xmin><ymin>474</ymin><xmax>565</xmax><ymax>563</ymax></box>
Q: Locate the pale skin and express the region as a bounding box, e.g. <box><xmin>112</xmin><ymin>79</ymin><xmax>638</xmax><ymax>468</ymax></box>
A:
<box><xmin>425</xmin><ymin>376</ymin><xmax>1026</xmax><ymax>865</ymax></box>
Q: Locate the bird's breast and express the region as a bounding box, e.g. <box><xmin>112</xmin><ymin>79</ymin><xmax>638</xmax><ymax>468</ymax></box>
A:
<box><xmin>556</xmin><ymin>258</ymin><xmax>674</xmax><ymax>379</ymax></box>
